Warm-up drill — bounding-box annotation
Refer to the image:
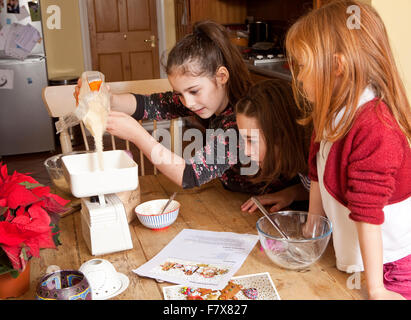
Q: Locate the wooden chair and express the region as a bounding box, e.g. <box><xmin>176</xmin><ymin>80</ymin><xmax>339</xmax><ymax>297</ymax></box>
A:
<box><xmin>42</xmin><ymin>78</ymin><xmax>180</xmax><ymax>176</ymax></box>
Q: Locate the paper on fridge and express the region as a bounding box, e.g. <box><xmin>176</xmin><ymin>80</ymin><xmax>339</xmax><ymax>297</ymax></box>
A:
<box><xmin>15</xmin><ymin>23</ymin><xmax>41</xmax><ymax>53</ymax></box>
<box><xmin>132</xmin><ymin>229</ymin><xmax>259</xmax><ymax>290</ymax></box>
<box><xmin>0</xmin><ymin>25</ymin><xmax>11</xmax><ymax>51</ymax></box>
<box><xmin>15</xmin><ymin>5</ymin><xmax>30</xmax><ymax>21</ymax></box>
<box><xmin>4</xmin><ymin>23</ymin><xmax>31</xmax><ymax>60</ymax></box>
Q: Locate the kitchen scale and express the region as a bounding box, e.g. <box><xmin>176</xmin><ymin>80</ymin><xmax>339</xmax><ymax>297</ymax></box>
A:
<box><xmin>62</xmin><ymin>150</ymin><xmax>138</xmax><ymax>256</ymax></box>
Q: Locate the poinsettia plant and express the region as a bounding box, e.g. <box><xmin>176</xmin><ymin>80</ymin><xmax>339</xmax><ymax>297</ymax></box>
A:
<box><xmin>0</xmin><ymin>162</ymin><xmax>69</xmax><ymax>278</ymax></box>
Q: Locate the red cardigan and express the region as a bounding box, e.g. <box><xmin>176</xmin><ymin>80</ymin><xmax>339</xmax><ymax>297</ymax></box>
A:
<box><xmin>308</xmin><ymin>98</ymin><xmax>411</xmax><ymax>225</ymax></box>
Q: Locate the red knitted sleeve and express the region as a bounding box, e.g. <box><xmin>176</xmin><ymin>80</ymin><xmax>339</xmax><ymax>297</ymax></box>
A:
<box><xmin>346</xmin><ymin>111</ymin><xmax>406</xmax><ymax>225</ymax></box>
<box><xmin>308</xmin><ymin>131</ymin><xmax>320</xmax><ymax>182</ymax></box>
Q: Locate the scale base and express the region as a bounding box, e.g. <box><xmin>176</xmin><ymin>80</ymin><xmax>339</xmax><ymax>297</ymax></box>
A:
<box><xmin>80</xmin><ymin>194</ymin><xmax>133</xmax><ymax>256</ymax></box>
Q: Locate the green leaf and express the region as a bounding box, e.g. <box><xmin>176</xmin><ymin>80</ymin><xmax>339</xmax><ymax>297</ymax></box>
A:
<box><xmin>9</xmin><ymin>270</ymin><xmax>20</xmax><ymax>278</ymax></box>
<box><xmin>20</xmin><ymin>247</ymin><xmax>28</xmax><ymax>261</ymax></box>
<box><xmin>19</xmin><ymin>181</ymin><xmax>43</xmax><ymax>189</ymax></box>
<box><xmin>0</xmin><ymin>206</ymin><xmax>8</xmax><ymax>216</ymax></box>
<box><xmin>50</xmin><ymin>222</ymin><xmax>62</xmax><ymax>247</ymax></box>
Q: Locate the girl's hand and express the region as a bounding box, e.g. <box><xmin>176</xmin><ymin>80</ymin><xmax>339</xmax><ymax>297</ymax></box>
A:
<box><xmin>106</xmin><ymin>111</ymin><xmax>140</xmax><ymax>141</ymax></box>
<box><xmin>73</xmin><ymin>78</ymin><xmax>112</xmax><ymax>106</ymax></box>
<box><xmin>73</xmin><ymin>78</ymin><xmax>81</xmax><ymax>105</ymax></box>
<box><xmin>241</xmin><ymin>186</ymin><xmax>299</xmax><ymax>213</ymax></box>
<box><xmin>369</xmin><ymin>287</ymin><xmax>406</xmax><ymax>300</ymax></box>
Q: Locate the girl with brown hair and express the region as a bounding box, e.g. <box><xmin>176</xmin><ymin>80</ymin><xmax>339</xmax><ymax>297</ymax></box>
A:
<box><xmin>82</xmin><ymin>20</ymin><xmax>299</xmax><ymax>195</ymax></box>
<box><xmin>286</xmin><ymin>0</ymin><xmax>411</xmax><ymax>299</ymax></box>
<box><xmin>237</xmin><ymin>79</ymin><xmax>311</xmax><ymax>213</ymax></box>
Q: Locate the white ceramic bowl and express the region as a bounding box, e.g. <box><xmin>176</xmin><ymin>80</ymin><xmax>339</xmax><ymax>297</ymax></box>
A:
<box><xmin>134</xmin><ymin>199</ymin><xmax>180</xmax><ymax>230</ymax></box>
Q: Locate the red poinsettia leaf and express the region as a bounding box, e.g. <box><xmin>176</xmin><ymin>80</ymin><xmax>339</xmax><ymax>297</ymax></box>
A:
<box><xmin>16</xmin><ymin>206</ymin><xmax>29</xmax><ymax>218</ymax></box>
<box><xmin>1</xmin><ymin>245</ymin><xmax>22</xmax><ymax>271</ymax></box>
<box><xmin>0</xmin><ymin>162</ymin><xmax>62</xmax><ymax>272</ymax></box>
<box><xmin>1</xmin><ymin>244</ymin><xmax>27</xmax><ymax>271</ymax></box>
<box><xmin>31</xmin><ymin>185</ymin><xmax>50</xmax><ymax>198</ymax></box>
<box><xmin>0</xmin><ymin>163</ymin><xmax>8</xmax><ymax>183</ymax></box>
<box><xmin>25</xmin><ymin>231</ymin><xmax>56</xmax><ymax>257</ymax></box>
<box><xmin>0</xmin><ymin>222</ymin><xmax>27</xmax><ymax>246</ymax></box>
<box><xmin>26</xmin><ymin>204</ymin><xmax>51</xmax><ymax>233</ymax></box>
<box><xmin>6</xmin><ymin>184</ymin><xmax>39</xmax><ymax>209</ymax></box>
<box><xmin>47</xmin><ymin>193</ymin><xmax>70</xmax><ymax>207</ymax></box>
<box><xmin>4</xmin><ymin>209</ymin><xmax>15</xmax><ymax>222</ymax></box>
<box><xmin>0</xmin><ymin>181</ymin><xmax>17</xmax><ymax>199</ymax></box>
<box><xmin>10</xmin><ymin>171</ymin><xmax>39</xmax><ymax>185</ymax></box>
<box><xmin>41</xmin><ymin>196</ymin><xmax>70</xmax><ymax>215</ymax></box>
<box><xmin>12</xmin><ymin>215</ymin><xmax>31</xmax><ymax>226</ymax></box>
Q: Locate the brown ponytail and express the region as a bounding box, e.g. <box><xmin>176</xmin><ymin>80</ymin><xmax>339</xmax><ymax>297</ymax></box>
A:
<box><xmin>166</xmin><ymin>20</ymin><xmax>252</xmax><ymax>104</ymax></box>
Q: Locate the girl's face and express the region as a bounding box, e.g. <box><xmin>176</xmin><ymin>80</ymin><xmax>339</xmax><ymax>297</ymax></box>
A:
<box><xmin>236</xmin><ymin>114</ymin><xmax>266</xmax><ymax>165</ymax></box>
<box><xmin>168</xmin><ymin>69</ymin><xmax>229</xmax><ymax>119</ymax></box>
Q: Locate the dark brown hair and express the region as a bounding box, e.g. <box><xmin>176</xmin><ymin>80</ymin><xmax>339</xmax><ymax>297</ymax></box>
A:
<box><xmin>236</xmin><ymin>79</ymin><xmax>310</xmax><ymax>184</ymax></box>
<box><xmin>166</xmin><ymin>20</ymin><xmax>252</xmax><ymax>104</ymax></box>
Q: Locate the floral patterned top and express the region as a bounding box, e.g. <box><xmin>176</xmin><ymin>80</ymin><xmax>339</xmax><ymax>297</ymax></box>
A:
<box><xmin>132</xmin><ymin>92</ymin><xmax>301</xmax><ymax>194</ymax></box>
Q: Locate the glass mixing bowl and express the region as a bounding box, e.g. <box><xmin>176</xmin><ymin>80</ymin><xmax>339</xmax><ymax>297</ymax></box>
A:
<box><xmin>256</xmin><ymin>211</ymin><xmax>332</xmax><ymax>270</ymax></box>
<box><xmin>44</xmin><ymin>151</ymin><xmax>91</xmax><ymax>196</ymax></box>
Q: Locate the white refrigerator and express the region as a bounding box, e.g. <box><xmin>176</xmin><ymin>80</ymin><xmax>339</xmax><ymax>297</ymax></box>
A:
<box><xmin>0</xmin><ymin>0</ymin><xmax>55</xmax><ymax>156</ymax></box>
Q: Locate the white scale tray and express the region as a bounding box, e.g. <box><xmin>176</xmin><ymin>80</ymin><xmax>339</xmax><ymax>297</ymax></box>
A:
<box><xmin>62</xmin><ymin>150</ymin><xmax>138</xmax><ymax>198</ymax></box>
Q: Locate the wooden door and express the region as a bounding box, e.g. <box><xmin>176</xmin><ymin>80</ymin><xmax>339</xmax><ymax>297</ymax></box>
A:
<box><xmin>87</xmin><ymin>0</ymin><xmax>160</xmax><ymax>82</ymax></box>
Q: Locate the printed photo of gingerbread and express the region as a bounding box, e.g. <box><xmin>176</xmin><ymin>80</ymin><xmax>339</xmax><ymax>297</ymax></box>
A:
<box><xmin>218</xmin><ymin>281</ymin><xmax>243</xmax><ymax>300</ymax></box>
<box><xmin>161</xmin><ymin>261</ymin><xmax>176</xmax><ymax>271</ymax></box>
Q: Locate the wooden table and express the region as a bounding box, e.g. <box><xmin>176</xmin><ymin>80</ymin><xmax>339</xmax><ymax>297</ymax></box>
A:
<box><xmin>20</xmin><ymin>174</ymin><xmax>367</xmax><ymax>300</ymax></box>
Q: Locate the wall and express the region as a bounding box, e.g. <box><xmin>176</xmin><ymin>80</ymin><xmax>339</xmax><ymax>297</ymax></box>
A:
<box><xmin>40</xmin><ymin>0</ymin><xmax>85</xmax><ymax>80</ymax></box>
<box><xmin>164</xmin><ymin>0</ymin><xmax>177</xmax><ymax>53</ymax></box>
<box><xmin>372</xmin><ymin>0</ymin><xmax>411</xmax><ymax>101</ymax></box>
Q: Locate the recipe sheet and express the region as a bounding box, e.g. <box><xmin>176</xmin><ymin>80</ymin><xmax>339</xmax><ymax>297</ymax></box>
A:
<box><xmin>132</xmin><ymin>229</ymin><xmax>259</xmax><ymax>290</ymax></box>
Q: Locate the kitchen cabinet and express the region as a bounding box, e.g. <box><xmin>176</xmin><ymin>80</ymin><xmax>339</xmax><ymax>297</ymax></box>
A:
<box><xmin>174</xmin><ymin>0</ymin><xmax>246</xmax><ymax>41</ymax></box>
<box><xmin>175</xmin><ymin>0</ymin><xmax>317</xmax><ymax>41</ymax></box>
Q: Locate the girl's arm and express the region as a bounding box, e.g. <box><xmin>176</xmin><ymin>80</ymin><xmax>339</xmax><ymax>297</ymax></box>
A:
<box><xmin>308</xmin><ymin>181</ymin><xmax>325</xmax><ymax>216</ymax></box>
<box><xmin>241</xmin><ymin>183</ymin><xmax>308</xmax><ymax>213</ymax></box>
<box><xmin>302</xmin><ymin>181</ymin><xmax>325</xmax><ymax>238</ymax></box>
<box><xmin>111</xmin><ymin>93</ymin><xmax>138</xmax><ymax>115</ymax></box>
<box><xmin>106</xmin><ymin>111</ymin><xmax>186</xmax><ymax>186</ymax></box>
<box><xmin>355</xmin><ymin>222</ymin><xmax>405</xmax><ymax>300</ymax></box>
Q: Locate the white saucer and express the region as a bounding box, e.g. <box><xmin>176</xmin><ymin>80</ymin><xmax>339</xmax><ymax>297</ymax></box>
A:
<box><xmin>97</xmin><ymin>272</ymin><xmax>129</xmax><ymax>300</ymax></box>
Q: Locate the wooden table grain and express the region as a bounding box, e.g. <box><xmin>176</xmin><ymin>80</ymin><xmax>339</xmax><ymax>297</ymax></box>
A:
<box><xmin>19</xmin><ymin>174</ymin><xmax>368</xmax><ymax>300</ymax></box>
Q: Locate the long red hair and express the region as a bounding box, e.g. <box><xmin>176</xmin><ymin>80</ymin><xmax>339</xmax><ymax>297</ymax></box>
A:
<box><xmin>286</xmin><ymin>0</ymin><xmax>411</xmax><ymax>143</ymax></box>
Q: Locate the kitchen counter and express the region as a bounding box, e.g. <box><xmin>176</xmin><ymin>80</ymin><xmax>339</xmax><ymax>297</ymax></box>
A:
<box><xmin>245</xmin><ymin>59</ymin><xmax>292</xmax><ymax>82</ymax></box>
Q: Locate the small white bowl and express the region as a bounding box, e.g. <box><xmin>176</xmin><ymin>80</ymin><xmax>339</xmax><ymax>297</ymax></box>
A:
<box><xmin>134</xmin><ymin>199</ymin><xmax>180</xmax><ymax>230</ymax></box>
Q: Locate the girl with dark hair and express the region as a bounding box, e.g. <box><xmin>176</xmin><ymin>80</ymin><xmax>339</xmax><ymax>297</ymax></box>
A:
<box><xmin>237</xmin><ymin>79</ymin><xmax>311</xmax><ymax>213</ymax></box>
<box><xmin>83</xmin><ymin>20</ymin><xmax>300</xmax><ymax>195</ymax></box>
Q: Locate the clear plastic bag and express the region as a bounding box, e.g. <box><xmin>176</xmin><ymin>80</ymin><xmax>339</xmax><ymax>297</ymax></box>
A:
<box><xmin>55</xmin><ymin>71</ymin><xmax>111</xmax><ymax>135</ymax></box>
<box><xmin>76</xmin><ymin>71</ymin><xmax>110</xmax><ymax>137</ymax></box>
